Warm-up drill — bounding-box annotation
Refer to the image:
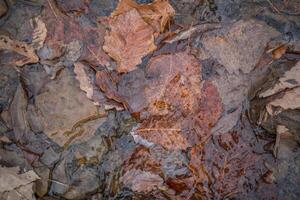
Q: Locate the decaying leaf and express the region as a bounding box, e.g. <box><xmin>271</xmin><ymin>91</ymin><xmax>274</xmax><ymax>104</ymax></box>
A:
<box><xmin>120</xmin><ymin>169</ymin><xmax>164</xmax><ymax>193</ymax></box>
<box><xmin>40</xmin><ymin>0</ymin><xmax>111</xmax><ymax>66</ymax></box>
<box><xmin>259</xmin><ymin>62</ymin><xmax>300</xmax><ymax>98</ymax></box>
<box><xmin>56</xmin><ymin>0</ymin><xmax>90</xmax><ymax>14</ymax></box>
<box><xmin>9</xmin><ymin>84</ymin><xmax>31</xmax><ymax>141</ymax></box>
<box><xmin>266</xmin><ymin>87</ymin><xmax>300</xmax><ymax>115</ymax></box>
<box><xmin>136</xmin><ymin>124</ymin><xmax>191</xmax><ymax>150</ymax></box>
<box><xmin>0</xmin><ymin>166</ymin><xmax>39</xmax><ymax>200</ymax></box>
<box><xmin>112</xmin><ymin>0</ymin><xmax>175</xmax><ymax>33</ymax></box>
<box><xmin>30</xmin><ymin>17</ymin><xmax>47</xmax><ymax>50</ymax></box>
<box><xmin>165</xmin><ymin>23</ymin><xmax>221</xmax><ymax>44</ymax></box>
<box><xmin>0</xmin><ymin>35</ymin><xmax>39</xmax><ymax>66</ymax></box>
<box><xmin>271</xmin><ymin>44</ymin><xmax>287</xmax><ymax>59</ymax></box>
<box><xmin>179</xmin><ymin>81</ymin><xmax>222</xmax><ymax>146</ymax></box>
<box><xmin>103</xmin><ymin>8</ymin><xmax>156</xmax><ymax>72</ymax></box>
<box><xmin>98</xmin><ymin>51</ymin><xmax>221</xmax><ymax>149</ymax></box>
<box><xmin>74</xmin><ymin>62</ymin><xmax>123</xmax><ymax>110</ymax></box>
<box><xmin>74</xmin><ymin>62</ymin><xmax>107</xmax><ymax>105</ymax></box>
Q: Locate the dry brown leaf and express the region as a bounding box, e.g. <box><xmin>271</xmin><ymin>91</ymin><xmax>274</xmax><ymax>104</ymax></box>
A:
<box><xmin>112</xmin><ymin>0</ymin><xmax>175</xmax><ymax>33</ymax></box>
<box><xmin>0</xmin><ymin>35</ymin><xmax>39</xmax><ymax>66</ymax></box>
<box><xmin>271</xmin><ymin>44</ymin><xmax>287</xmax><ymax>59</ymax></box>
<box><xmin>74</xmin><ymin>62</ymin><xmax>107</xmax><ymax>105</ymax></box>
<box><xmin>266</xmin><ymin>87</ymin><xmax>300</xmax><ymax>115</ymax></box>
<box><xmin>259</xmin><ymin>62</ymin><xmax>300</xmax><ymax>98</ymax></box>
<box><xmin>103</xmin><ymin>8</ymin><xmax>156</xmax><ymax>73</ymax></box>
<box><xmin>30</xmin><ymin>17</ymin><xmax>47</xmax><ymax>50</ymax></box>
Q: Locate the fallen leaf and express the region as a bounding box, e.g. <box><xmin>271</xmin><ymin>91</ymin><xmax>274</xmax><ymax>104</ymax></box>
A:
<box><xmin>0</xmin><ymin>136</ymin><xmax>11</xmax><ymax>143</ymax></box>
<box><xmin>120</xmin><ymin>169</ymin><xmax>164</xmax><ymax>193</ymax></box>
<box><xmin>74</xmin><ymin>62</ymin><xmax>107</xmax><ymax>105</ymax></box>
<box><xmin>271</xmin><ymin>44</ymin><xmax>287</xmax><ymax>59</ymax></box>
<box><xmin>56</xmin><ymin>0</ymin><xmax>90</xmax><ymax>14</ymax></box>
<box><xmin>9</xmin><ymin>84</ymin><xmax>31</xmax><ymax>141</ymax></box>
<box><xmin>96</xmin><ymin>70</ymin><xmax>124</xmax><ymax>104</ymax></box>
<box><xmin>74</xmin><ymin>62</ymin><xmax>123</xmax><ymax>110</ymax></box>
<box><xmin>136</xmin><ymin>124</ymin><xmax>191</xmax><ymax>150</ymax></box>
<box><xmin>30</xmin><ymin>17</ymin><xmax>47</xmax><ymax>50</ymax></box>
<box><xmin>123</xmin><ymin>146</ymin><xmax>162</xmax><ymax>174</ymax></box>
<box><xmin>40</xmin><ymin>0</ymin><xmax>111</xmax><ymax>66</ymax></box>
<box><xmin>97</xmin><ymin>51</ymin><xmax>222</xmax><ymax>148</ymax></box>
<box><xmin>103</xmin><ymin>8</ymin><xmax>156</xmax><ymax>72</ymax></box>
<box><xmin>112</xmin><ymin>0</ymin><xmax>175</xmax><ymax>33</ymax></box>
<box><xmin>0</xmin><ymin>166</ymin><xmax>39</xmax><ymax>193</ymax></box>
<box><xmin>181</xmin><ymin>81</ymin><xmax>222</xmax><ymax>145</ymax></box>
<box><xmin>266</xmin><ymin>87</ymin><xmax>300</xmax><ymax>115</ymax></box>
<box><xmin>0</xmin><ymin>35</ymin><xmax>39</xmax><ymax>66</ymax></box>
<box><xmin>165</xmin><ymin>23</ymin><xmax>221</xmax><ymax>43</ymax></box>
<box><xmin>259</xmin><ymin>62</ymin><xmax>300</xmax><ymax>98</ymax></box>
<box><xmin>144</xmin><ymin>52</ymin><xmax>201</xmax><ymax>115</ymax></box>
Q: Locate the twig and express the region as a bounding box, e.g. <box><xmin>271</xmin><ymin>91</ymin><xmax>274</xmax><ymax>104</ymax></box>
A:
<box><xmin>48</xmin><ymin>179</ymin><xmax>69</xmax><ymax>187</ymax></box>
<box><xmin>47</xmin><ymin>0</ymin><xmax>59</xmax><ymax>20</ymax></box>
<box><xmin>136</xmin><ymin>128</ymin><xmax>181</xmax><ymax>132</ymax></box>
<box><xmin>165</xmin><ymin>23</ymin><xmax>221</xmax><ymax>43</ymax></box>
<box><xmin>267</xmin><ymin>0</ymin><xmax>280</xmax><ymax>13</ymax></box>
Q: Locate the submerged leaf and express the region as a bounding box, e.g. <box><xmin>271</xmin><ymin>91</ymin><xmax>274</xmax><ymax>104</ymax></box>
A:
<box><xmin>98</xmin><ymin>51</ymin><xmax>222</xmax><ymax>149</ymax></box>
<box><xmin>120</xmin><ymin>169</ymin><xmax>164</xmax><ymax>193</ymax></box>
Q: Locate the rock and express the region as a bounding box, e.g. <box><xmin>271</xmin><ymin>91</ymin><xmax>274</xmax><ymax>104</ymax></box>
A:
<box><xmin>90</xmin><ymin>0</ymin><xmax>118</xmax><ymax>16</ymax></box>
<box><xmin>27</xmin><ymin>68</ymin><xmax>106</xmax><ymax>147</ymax></box>
<box><xmin>0</xmin><ymin>143</ymin><xmax>32</xmax><ymax>171</ymax></box>
<box><xmin>202</xmin><ymin>19</ymin><xmax>280</xmax><ymax>74</ymax></box>
<box><xmin>21</xmin><ymin>63</ymin><xmax>50</xmax><ymax>98</ymax></box>
<box><xmin>39</xmin><ymin>146</ymin><xmax>61</xmax><ymax>167</ymax></box>
<box><xmin>50</xmin><ymin>111</ymin><xmax>136</xmax><ymax>199</ymax></box>
<box><xmin>0</xmin><ymin>65</ymin><xmax>19</xmax><ymax>112</ymax></box>
<box><xmin>33</xmin><ymin>166</ymin><xmax>50</xmax><ymax>197</ymax></box>
<box><xmin>0</xmin><ymin>0</ymin><xmax>7</xmax><ymax>17</ymax></box>
<box><xmin>9</xmin><ymin>83</ymin><xmax>31</xmax><ymax>141</ymax></box>
<box><xmin>0</xmin><ymin>166</ymin><xmax>40</xmax><ymax>200</ymax></box>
